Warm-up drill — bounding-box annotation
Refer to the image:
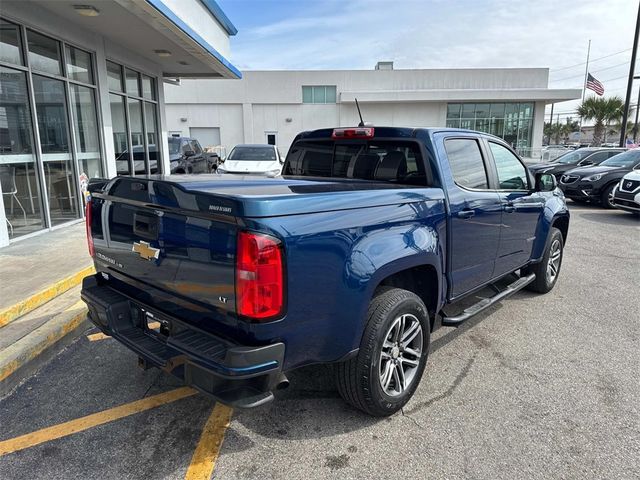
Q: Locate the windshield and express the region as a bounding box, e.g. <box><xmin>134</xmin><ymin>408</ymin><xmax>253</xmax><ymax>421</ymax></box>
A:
<box><xmin>599</xmin><ymin>149</ymin><xmax>640</xmax><ymax>168</ymax></box>
<box><xmin>168</xmin><ymin>138</ymin><xmax>181</xmax><ymax>155</ymax></box>
<box><xmin>555</xmin><ymin>150</ymin><xmax>593</xmax><ymax>164</ymax></box>
<box><xmin>228</xmin><ymin>146</ymin><xmax>276</xmax><ymax>161</ymax></box>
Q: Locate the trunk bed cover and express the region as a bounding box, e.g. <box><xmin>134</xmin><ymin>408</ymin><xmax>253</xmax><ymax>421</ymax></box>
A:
<box><xmin>98</xmin><ymin>175</ymin><xmax>444</xmax><ymax>219</ymax></box>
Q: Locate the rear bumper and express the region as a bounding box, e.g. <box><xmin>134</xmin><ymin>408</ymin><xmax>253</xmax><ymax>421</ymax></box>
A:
<box><xmin>81</xmin><ymin>275</ymin><xmax>285</xmax><ymax>408</ymax></box>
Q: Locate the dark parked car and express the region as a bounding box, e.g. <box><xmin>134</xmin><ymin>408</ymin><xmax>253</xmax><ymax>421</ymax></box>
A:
<box><xmin>116</xmin><ymin>145</ymin><xmax>159</xmax><ymax>175</ymax></box>
<box><xmin>529</xmin><ymin>147</ymin><xmax>626</xmax><ymax>180</ymax></box>
<box><xmin>83</xmin><ymin>126</ymin><xmax>568</xmax><ymax>416</ymax></box>
<box><xmin>168</xmin><ymin>136</ymin><xmax>208</xmax><ymax>174</ymax></box>
<box><xmin>559</xmin><ymin>148</ymin><xmax>640</xmax><ymax>208</ymax></box>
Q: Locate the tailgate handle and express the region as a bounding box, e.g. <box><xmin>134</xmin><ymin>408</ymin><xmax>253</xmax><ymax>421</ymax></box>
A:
<box><xmin>133</xmin><ymin>213</ymin><xmax>159</xmax><ymax>240</ymax></box>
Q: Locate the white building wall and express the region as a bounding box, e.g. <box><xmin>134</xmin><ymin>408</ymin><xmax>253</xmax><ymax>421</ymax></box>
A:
<box><xmin>160</xmin><ymin>0</ymin><xmax>232</xmax><ymax>58</ymax></box>
<box><xmin>165</xmin><ymin>69</ymin><xmax>580</xmax><ymax>157</ymax></box>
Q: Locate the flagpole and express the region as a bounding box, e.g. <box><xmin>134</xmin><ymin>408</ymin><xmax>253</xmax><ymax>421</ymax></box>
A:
<box><xmin>579</xmin><ymin>39</ymin><xmax>591</xmax><ymax>142</ymax></box>
<box><xmin>582</xmin><ymin>39</ymin><xmax>591</xmax><ymax>105</ymax></box>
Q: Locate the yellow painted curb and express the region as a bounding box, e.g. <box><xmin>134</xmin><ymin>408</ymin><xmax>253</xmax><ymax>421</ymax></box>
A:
<box><xmin>0</xmin><ymin>300</ymin><xmax>88</xmax><ymax>383</ymax></box>
<box><xmin>0</xmin><ymin>265</ymin><xmax>95</xmax><ymax>328</ymax></box>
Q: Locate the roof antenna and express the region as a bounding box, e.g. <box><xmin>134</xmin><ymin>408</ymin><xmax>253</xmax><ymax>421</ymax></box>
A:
<box><xmin>355</xmin><ymin>98</ymin><xmax>365</xmax><ymax>127</ymax></box>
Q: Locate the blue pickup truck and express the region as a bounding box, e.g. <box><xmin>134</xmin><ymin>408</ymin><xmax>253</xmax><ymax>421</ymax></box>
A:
<box><xmin>82</xmin><ymin>126</ymin><xmax>569</xmax><ymax>416</ymax></box>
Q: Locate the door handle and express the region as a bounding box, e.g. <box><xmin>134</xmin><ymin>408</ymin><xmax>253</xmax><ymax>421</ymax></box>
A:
<box><xmin>457</xmin><ymin>209</ymin><xmax>475</xmax><ymax>219</ymax></box>
<box><xmin>503</xmin><ymin>202</ymin><xmax>515</xmax><ymax>213</ymax></box>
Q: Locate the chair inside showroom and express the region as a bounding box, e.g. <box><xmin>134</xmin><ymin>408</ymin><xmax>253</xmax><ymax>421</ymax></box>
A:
<box><xmin>1</xmin><ymin>165</ymin><xmax>28</xmax><ymax>232</ymax></box>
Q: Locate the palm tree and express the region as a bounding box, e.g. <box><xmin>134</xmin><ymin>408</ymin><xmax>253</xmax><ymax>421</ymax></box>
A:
<box><xmin>544</xmin><ymin>122</ymin><xmax>564</xmax><ymax>144</ymax></box>
<box><xmin>561</xmin><ymin>118</ymin><xmax>579</xmax><ymax>143</ymax></box>
<box><xmin>577</xmin><ymin>96</ymin><xmax>624</xmax><ymax>145</ymax></box>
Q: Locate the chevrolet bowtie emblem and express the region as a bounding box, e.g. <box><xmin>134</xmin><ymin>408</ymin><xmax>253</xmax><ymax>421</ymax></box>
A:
<box><xmin>132</xmin><ymin>240</ymin><xmax>160</xmax><ymax>261</ymax></box>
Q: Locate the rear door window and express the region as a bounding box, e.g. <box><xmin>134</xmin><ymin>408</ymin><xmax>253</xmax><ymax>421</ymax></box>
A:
<box><xmin>444</xmin><ymin>138</ymin><xmax>489</xmax><ymax>189</ymax></box>
<box><xmin>284</xmin><ymin>140</ymin><xmax>427</xmax><ymax>185</ymax></box>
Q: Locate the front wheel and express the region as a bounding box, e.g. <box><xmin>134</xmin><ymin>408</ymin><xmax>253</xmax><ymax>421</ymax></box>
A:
<box><xmin>335</xmin><ymin>288</ymin><xmax>430</xmax><ymax>416</ymax></box>
<box><xmin>524</xmin><ymin>227</ymin><xmax>564</xmax><ymax>293</ymax></box>
<box><xmin>601</xmin><ymin>183</ymin><xmax>616</xmax><ymax>209</ymax></box>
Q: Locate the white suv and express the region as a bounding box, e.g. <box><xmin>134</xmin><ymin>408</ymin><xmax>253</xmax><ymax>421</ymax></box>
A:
<box><xmin>612</xmin><ymin>170</ymin><xmax>640</xmax><ymax>214</ymax></box>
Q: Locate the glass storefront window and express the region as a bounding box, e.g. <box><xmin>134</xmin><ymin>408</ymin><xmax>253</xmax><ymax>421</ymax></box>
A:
<box><xmin>108</xmin><ymin>61</ymin><xmax>160</xmax><ymax>176</ymax></box>
<box><xmin>26</xmin><ymin>30</ymin><xmax>62</xmax><ymax>76</ymax></box>
<box><xmin>0</xmin><ymin>66</ymin><xmax>44</xmax><ymax>238</ymax></box>
<box><xmin>107</xmin><ymin>61</ymin><xmax>123</xmax><ymax>92</ymax></box>
<box><xmin>32</xmin><ymin>74</ymin><xmax>79</xmax><ymax>226</ymax></box>
<box><xmin>128</xmin><ymin>98</ymin><xmax>146</xmax><ymax>174</ymax></box>
<box><xmin>144</xmin><ymin>102</ymin><xmax>159</xmax><ymax>173</ymax></box>
<box><xmin>1</xmin><ymin>17</ymin><xmax>106</xmax><ymax>242</ymax></box>
<box><xmin>447</xmin><ymin>102</ymin><xmax>535</xmax><ymax>154</ymax></box>
<box><xmin>65</xmin><ymin>45</ymin><xmax>93</xmax><ymax>85</ymax></box>
<box><xmin>0</xmin><ymin>19</ymin><xmax>23</xmax><ymax>65</ymax></box>
<box><xmin>125</xmin><ymin>68</ymin><xmax>140</xmax><ymax>97</ymax></box>
<box><xmin>110</xmin><ymin>93</ymin><xmax>129</xmax><ymax>176</ymax></box>
<box><xmin>70</xmin><ymin>84</ymin><xmax>102</xmax><ymax>179</ymax></box>
<box><xmin>142</xmin><ymin>75</ymin><xmax>155</xmax><ymax>100</ymax></box>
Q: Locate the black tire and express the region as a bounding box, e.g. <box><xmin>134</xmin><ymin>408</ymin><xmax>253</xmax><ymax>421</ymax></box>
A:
<box><xmin>335</xmin><ymin>287</ymin><xmax>430</xmax><ymax>417</ymax></box>
<box><xmin>600</xmin><ymin>183</ymin><xmax>616</xmax><ymax>209</ymax></box>
<box><xmin>523</xmin><ymin>227</ymin><xmax>564</xmax><ymax>294</ymax></box>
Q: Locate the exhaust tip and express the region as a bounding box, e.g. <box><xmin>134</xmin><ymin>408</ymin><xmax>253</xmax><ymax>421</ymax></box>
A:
<box><xmin>276</xmin><ymin>374</ymin><xmax>290</xmax><ymax>390</ymax></box>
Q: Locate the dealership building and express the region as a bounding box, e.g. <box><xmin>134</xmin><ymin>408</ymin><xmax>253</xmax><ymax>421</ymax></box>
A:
<box><xmin>0</xmin><ymin>0</ymin><xmax>240</xmax><ymax>247</ymax></box>
<box><xmin>165</xmin><ymin>63</ymin><xmax>581</xmax><ymax>159</ymax></box>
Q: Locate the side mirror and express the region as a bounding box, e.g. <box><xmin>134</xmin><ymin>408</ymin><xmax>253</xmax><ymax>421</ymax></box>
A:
<box><xmin>535</xmin><ymin>172</ymin><xmax>557</xmax><ymax>192</ymax></box>
<box><xmin>578</xmin><ymin>159</ymin><xmax>593</xmax><ymax>166</ymax></box>
<box><xmin>184</xmin><ymin>150</ymin><xmax>195</xmax><ymax>157</ymax></box>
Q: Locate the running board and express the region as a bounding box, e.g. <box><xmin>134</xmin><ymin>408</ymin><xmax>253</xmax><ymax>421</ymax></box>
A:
<box><xmin>441</xmin><ymin>273</ymin><xmax>536</xmax><ymax>327</ymax></box>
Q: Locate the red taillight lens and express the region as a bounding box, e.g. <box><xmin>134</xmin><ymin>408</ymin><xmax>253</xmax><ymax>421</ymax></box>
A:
<box><xmin>85</xmin><ymin>199</ymin><xmax>94</xmax><ymax>257</ymax></box>
<box><xmin>331</xmin><ymin>127</ymin><xmax>374</xmax><ymax>139</ymax></box>
<box><xmin>236</xmin><ymin>231</ymin><xmax>284</xmax><ymax>320</ymax></box>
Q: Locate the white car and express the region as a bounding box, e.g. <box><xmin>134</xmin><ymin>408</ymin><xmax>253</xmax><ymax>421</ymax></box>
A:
<box><xmin>612</xmin><ymin>169</ymin><xmax>640</xmax><ymax>214</ymax></box>
<box><xmin>217</xmin><ymin>144</ymin><xmax>283</xmax><ymax>176</ymax></box>
<box><xmin>540</xmin><ymin>145</ymin><xmax>570</xmax><ymax>162</ymax></box>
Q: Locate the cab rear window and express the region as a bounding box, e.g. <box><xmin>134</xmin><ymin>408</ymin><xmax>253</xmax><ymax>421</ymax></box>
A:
<box><xmin>283</xmin><ymin>140</ymin><xmax>428</xmax><ymax>185</ymax></box>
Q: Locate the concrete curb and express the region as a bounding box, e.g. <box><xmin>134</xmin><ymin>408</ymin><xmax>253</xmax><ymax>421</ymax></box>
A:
<box><xmin>0</xmin><ymin>266</ymin><xmax>94</xmax><ymax>328</ymax></box>
<box><xmin>0</xmin><ymin>300</ymin><xmax>89</xmax><ymax>397</ymax></box>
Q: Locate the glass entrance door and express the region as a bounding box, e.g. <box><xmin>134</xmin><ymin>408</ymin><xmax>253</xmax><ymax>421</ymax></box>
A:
<box><xmin>32</xmin><ymin>74</ymin><xmax>79</xmax><ymax>226</ymax></box>
<box><xmin>0</xmin><ymin>66</ymin><xmax>45</xmax><ymax>237</ymax></box>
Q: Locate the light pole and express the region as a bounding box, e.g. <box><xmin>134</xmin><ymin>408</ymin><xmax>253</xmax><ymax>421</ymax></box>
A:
<box><xmin>633</xmin><ymin>75</ymin><xmax>640</xmax><ymax>143</ymax></box>
<box><xmin>620</xmin><ymin>1</ymin><xmax>640</xmax><ymax>147</ymax></box>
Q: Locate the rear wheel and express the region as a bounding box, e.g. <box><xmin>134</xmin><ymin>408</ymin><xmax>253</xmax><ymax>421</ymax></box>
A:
<box><xmin>601</xmin><ymin>183</ymin><xmax>616</xmax><ymax>209</ymax></box>
<box><xmin>335</xmin><ymin>288</ymin><xmax>430</xmax><ymax>416</ymax></box>
<box><xmin>524</xmin><ymin>227</ymin><xmax>563</xmax><ymax>293</ymax></box>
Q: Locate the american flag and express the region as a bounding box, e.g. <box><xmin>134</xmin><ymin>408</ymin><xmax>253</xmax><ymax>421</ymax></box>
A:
<box><xmin>586</xmin><ymin>73</ymin><xmax>604</xmax><ymax>96</ymax></box>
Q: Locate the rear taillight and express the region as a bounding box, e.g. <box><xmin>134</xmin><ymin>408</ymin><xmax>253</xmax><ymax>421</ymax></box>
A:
<box><xmin>331</xmin><ymin>127</ymin><xmax>374</xmax><ymax>139</ymax></box>
<box><xmin>236</xmin><ymin>231</ymin><xmax>284</xmax><ymax>320</ymax></box>
<box><xmin>85</xmin><ymin>199</ymin><xmax>94</xmax><ymax>257</ymax></box>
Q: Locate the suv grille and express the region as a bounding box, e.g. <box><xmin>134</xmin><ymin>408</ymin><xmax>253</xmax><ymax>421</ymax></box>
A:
<box><xmin>620</xmin><ymin>179</ymin><xmax>640</xmax><ymax>192</ymax></box>
<box><xmin>560</xmin><ymin>174</ymin><xmax>580</xmax><ymax>184</ymax></box>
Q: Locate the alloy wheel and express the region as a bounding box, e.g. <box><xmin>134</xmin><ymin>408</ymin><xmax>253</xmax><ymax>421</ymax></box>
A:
<box><xmin>546</xmin><ymin>239</ymin><xmax>562</xmax><ymax>284</ymax></box>
<box><xmin>379</xmin><ymin>313</ymin><xmax>423</xmax><ymax>397</ymax></box>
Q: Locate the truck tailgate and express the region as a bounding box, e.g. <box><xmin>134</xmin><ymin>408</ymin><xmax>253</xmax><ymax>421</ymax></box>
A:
<box><xmin>90</xmin><ymin>177</ymin><xmax>240</xmax><ymax>333</ymax></box>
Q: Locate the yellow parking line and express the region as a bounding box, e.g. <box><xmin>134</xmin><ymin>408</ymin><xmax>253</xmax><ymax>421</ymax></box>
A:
<box><xmin>0</xmin><ymin>387</ymin><xmax>197</xmax><ymax>456</ymax></box>
<box><xmin>87</xmin><ymin>322</ymin><xmax>161</xmax><ymax>342</ymax></box>
<box><xmin>185</xmin><ymin>403</ymin><xmax>233</xmax><ymax>480</ymax></box>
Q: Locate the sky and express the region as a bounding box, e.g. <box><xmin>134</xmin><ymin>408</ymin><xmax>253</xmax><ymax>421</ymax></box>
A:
<box><xmin>217</xmin><ymin>0</ymin><xmax>638</xmax><ymax>122</ymax></box>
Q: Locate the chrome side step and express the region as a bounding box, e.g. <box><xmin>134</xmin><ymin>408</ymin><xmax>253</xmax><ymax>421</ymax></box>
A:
<box><xmin>441</xmin><ymin>273</ymin><xmax>536</xmax><ymax>327</ymax></box>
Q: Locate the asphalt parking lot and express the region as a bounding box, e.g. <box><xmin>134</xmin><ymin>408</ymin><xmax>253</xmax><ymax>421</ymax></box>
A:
<box><xmin>0</xmin><ymin>202</ymin><xmax>638</xmax><ymax>480</ymax></box>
